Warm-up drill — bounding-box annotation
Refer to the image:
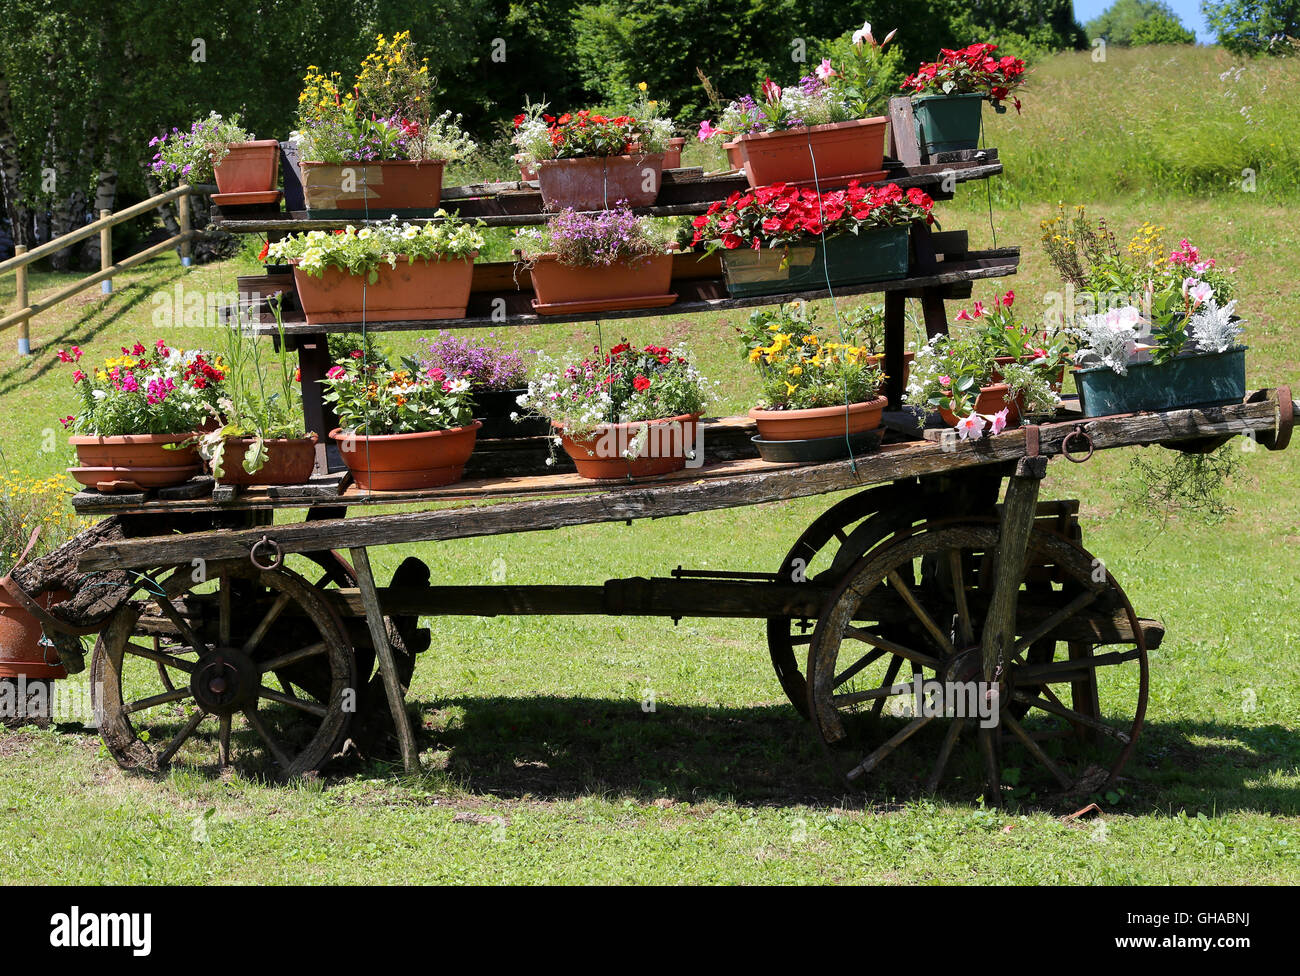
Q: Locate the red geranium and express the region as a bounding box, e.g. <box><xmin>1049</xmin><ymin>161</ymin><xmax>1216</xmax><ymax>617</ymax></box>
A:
<box><xmin>901</xmin><ymin>43</ymin><xmax>1026</xmax><ymax>113</ymax></box>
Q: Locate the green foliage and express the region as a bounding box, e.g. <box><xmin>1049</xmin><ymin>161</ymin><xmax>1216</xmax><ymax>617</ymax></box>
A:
<box><xmin>1124</xmin><ymin>443</ymin><xmax>1243</xmax><ymax>525</ymax></box>
<box><xmin>1203</xmin><ymin>0</ymin><xmax>1300</xmax><ymax>53</ymax></box>
<box><xmin>1086</xmin><ymin>0</ymin><xmax>1193</xmax><ymax>45</ymax></box>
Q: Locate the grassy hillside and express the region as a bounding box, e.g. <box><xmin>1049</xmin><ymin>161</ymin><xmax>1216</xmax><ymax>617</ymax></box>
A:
<box><xmin>0</xmin><ymin>48</ymin><xmax>1298</xmax><ymax>884</ymax></box>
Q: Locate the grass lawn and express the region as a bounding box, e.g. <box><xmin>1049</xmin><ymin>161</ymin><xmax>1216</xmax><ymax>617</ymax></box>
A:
<box><xmin>1</xmin><ymin>51</ymin><xmax>1298</xmax><ymax>884</ymax></box>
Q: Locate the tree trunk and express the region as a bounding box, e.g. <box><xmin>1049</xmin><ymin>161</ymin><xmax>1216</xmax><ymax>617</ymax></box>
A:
<box><xmin>0</xmin><ymin>65</ymin><xmax>31</xmax><ymax>249</ymax></box>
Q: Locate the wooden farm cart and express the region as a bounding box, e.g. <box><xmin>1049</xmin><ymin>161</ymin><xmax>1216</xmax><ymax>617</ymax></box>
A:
<box><xmin>23</xmin><ymin>108</ymin><xmax>1294</xmax><ymax>797</ymax></box>
<box><xmin>53</xmin><ymin>389</ymin><xmax>1295</xmax><ymax>797</ymax></box>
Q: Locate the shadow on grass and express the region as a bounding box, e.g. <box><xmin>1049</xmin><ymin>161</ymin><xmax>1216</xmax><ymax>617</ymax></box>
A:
<box><xmin>400</xmin><ymin>695</ymin><xmax>1300</xmax><ymax>816</ymax></box>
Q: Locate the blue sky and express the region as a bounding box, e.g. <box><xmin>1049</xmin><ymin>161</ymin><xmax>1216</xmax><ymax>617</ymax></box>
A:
<box><xmin>1072</xmin><ymin>0</ymin><xmax>1218</xmax><ymax>43</ymax></box>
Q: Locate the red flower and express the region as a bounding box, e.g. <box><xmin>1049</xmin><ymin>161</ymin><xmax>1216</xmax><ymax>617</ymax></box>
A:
<box><xmin>257</xmin><ymin>240</ymin><xmax>270</xmax><ymax>262</ymax></box>
<box><xmin>633</xmin><ymin>375</ymin><xmax>651</xmax><ymax>392</ymax></box>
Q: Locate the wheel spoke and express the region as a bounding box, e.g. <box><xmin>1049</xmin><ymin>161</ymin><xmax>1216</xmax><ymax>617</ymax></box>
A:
<box><xmin>218</xmin><ymin>714</ymin><xmax>232</xmax><ymax>768</ymax></box>
<box><xmin>1012</xmin><ymin>590</ymin><xmax>1098</xmax><ymax>657</ymax></box>
<box><xmin>1015</xmin><ymin>648</ymin><xmax>1141</xmax><ymax>683</ymax></box>
<box><xmin>123</xmin><ymin>641</ymin><xmax>195</xmax><ymax>674</ymax></box>
<box><xmin>241</xmin><ymin>592</ymin><xmax>293</xmax><ymax>655</ymax></box>
<box><xmin>124</xmin><ymin>687</ymin><xmax>193</xmax><ymax>715</ymax></box>
<box><xmin>832</xmin><ymin>680</ymin><xmax>914</xmax><ymax>709</ymax></box>
<box><xmin>947</xmin><ymin>549</ymin><xmax>975</xmax><ymax>646</ymax></box>
<box><xmin>218</xmin><ymin>574</ymin><xmax>232</xmax><ymax>646</ymax></box>
<box><xmin>871</xmin><ymin>654</ymin><xmax>905</xmax><ymax>717</ymax></box>
<box><xmin>151</xmin><ymin>596</ymin><xmax>206</xmax><ymax>652</ymax></box>
<box><xmin>843</xmin><ymin>626</ymin><xmax>941</xmax><ymax>670</ymax></box>
<box><xmin>833</xmin><ymin>646</ymin><xmax>886</xmax><ymax>689</ymax></box>
<box><xmin>885</xmin><ymin>569</ymin><xmax>955</xmax><ymax>656</ymax></box>
<box><xmin>259</xmin><ymin>641</ymin><xmax>327</xmax><ymax>674</ymax></box>
<box><xmin>1012</xmin><ymin>691</ymin><xmax>1131</xmax><ymax>743</ymax></box>
<box><xmin>925</xmin><ymin>716</ymin><xmax>966</xmax><ymax>792</ymax></box>
<box><xmin>1001</xmin><ymin>712</ymin><xmax>1072</xmax><ymax>789</ymax></box>
<box><xmin>242</xmin><ymin>706</ymin><xmax>292</xmax><ymax>768</ymax></box>
<box><xmin>846</xmin><ymin>714</ymin><xmax>934</xmax><ymax>780</ymax></box>
<box><xmin>257</xmin><ymin>685</ymin><xmax>328</xmax><ymax>718</ymax></box>
<box><xmin>156</xmin><ymin>708</ymin><xmax>207</xmax><ymax>766</ymax></box>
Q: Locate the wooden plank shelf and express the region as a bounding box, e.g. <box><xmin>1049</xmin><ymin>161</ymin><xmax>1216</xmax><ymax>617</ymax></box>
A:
<box><xmin>76</xmin><ymin>392</ymin><xmax>1290</xmax><ymax>571</ymax></box>
<box><xmin>239</xmin><ymin>247</ymin><xmax>1021</xmax><ymax>337</ymax></box>
<box><xmin>210</xmin><ymin>154</ymin><xmax>1002</xmax><ymax>232</ymax></box>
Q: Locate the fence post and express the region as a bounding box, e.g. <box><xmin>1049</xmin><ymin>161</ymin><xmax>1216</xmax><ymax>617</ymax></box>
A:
<box><xmin>178</xmin><ymin>191</ymin><xmax>192</xmax><ymax>267</ymax></box>
<box><xmin>14</xmin><ymin>245</ymin><xmax>29</xmax><ymax>355</ymax></box>
<box><xmin>100</xmin><ymin>210</ymin><xmax>113</xmax><ymax>294</ymax></box>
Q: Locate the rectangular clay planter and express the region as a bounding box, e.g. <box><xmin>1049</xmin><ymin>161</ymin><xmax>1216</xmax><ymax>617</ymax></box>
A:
<box><xmin>213</xmin><ymin>140</ymin><xmax>281</xmax><ymax>194</ymax></box>
<box><xmin>736</xmin><ymin>117</ymin><xmax>889</xmax><ymax>188</ymax></box>
<box><xmin>217</xmin><ymin>436</ymin><xmax>318</xmax><ymax>486</ymax></box>
<box><xmin>721</xmin><ymin>226</ymin><xmax>909</xmax><ymax>298</ymax></box>
<box><xmin>292</xmin><ymin>255</ymin><xmax>475</xmax><ymax>324</ymax></box>
<box><xmin>301</xmin><ymin>160</ymin><xmax>445</xmax><ymax>216</ymax></box>
<box><xmin>1074</xmin><ymin>348</ymin><xmax>1247</xmax><ymax>418</ymax></box>
<box><xmin>911</xmin><ymin>94</ymin><xmax>984</xmax><ymax>156</ymax></box>
<box><xmin>529</xmin><ymin>253</ymin><xmax>675</xmax><ymax>314</ymax></box>
<box><xmin>536</xmin><ymin>153</ymin><xmax>665</xmax><ymax>211</ymax></box>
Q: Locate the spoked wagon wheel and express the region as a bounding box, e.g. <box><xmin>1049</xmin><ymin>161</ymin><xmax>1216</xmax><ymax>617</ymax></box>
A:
<box><xmin>91</xmin><ymin>560</ymin><xmax>356</xmax><ymax>778</ymax></box>
<box><xmin>806</xmin><ymin>520</ymin><xmax>1148</xmax><ymax>794</ymax></box>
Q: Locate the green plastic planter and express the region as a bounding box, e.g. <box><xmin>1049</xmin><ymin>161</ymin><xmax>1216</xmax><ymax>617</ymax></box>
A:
<box><xmin>721</xmin><ymin>226</ymin><xmax>910</xmax><ymax>298</ymax></box>
<box><xmin>1074</xmin><ymin>347</ymin><xmax>1247</xmax><ymax>417</ymax></box>
<box><xmin>911</xmin><ymin>93</ymin><xmax>985</xmax><ymax>156</ymax></box>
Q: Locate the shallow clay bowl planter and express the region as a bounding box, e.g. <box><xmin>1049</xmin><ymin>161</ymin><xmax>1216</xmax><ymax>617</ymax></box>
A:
<box><xmin>528</xmin><ymin>251</ymin><xmax>676</xmax><ymax>315</ymax></box>
<box><xmin>292</xmin><ymin>254</ymin><xmax>476</xmax><ymax>324</ymax></box>
<box><xmin>748</xmin><ymin>397</ymin><xmax>887</xmax><ymax>442</ymax></box>
<box><xmin>938</xmin><ymin>383</ymin><xmax>1023</xmax><ymax>428</ymax></box>
<box><xmin>737</xmin><ymin>117</ymin><xmax>889</xmax><ymax>188</ymax></box>
<box><xmin>558</xmin><ymin>414</ymin><xmax>699</xmax><ymax>480</ymax></box>
<box><xmin>67</xmin><ymin>465</ymin><xmax>202</xmax><ymax>493</ymax></box>
<box><xmin>217</xmin><ymin>435</ymin><xmax>318</xmax><ymax>486</ymax></box>
<box><xmin>330</xmin><ymin>422</ymin><xmax>481</xmax><ymax>491</ymax></box>
<box><xmin>300</xmin><ymin>159</ymin><xmax>445</xmax><ymax>214</ymax></box>
<box><xmin>536</xmin><ymin>153</ymin><xmax>665</xmax><ymax>212</ymax></box>
<box><xmin>0</xmin><ymin>587</ymin><xmax>70</xmax><ymax>679</ymax></box>
<box><xmin>68</xmin><ymin>433</ymin><xmax>200</xmax><ymax>492</ymax></box>
<box><xmin>213</xmin><ymin>140</ymin><xmax>281</xmax><ymax>195</ymax></box>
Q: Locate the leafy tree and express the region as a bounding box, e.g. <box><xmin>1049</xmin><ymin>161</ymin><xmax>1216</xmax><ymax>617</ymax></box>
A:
<box><xmin>1086</xmin><ymin>0</ymin><xmax>1192</xmax><ymax>44</ymax></box>
<box><xmin>1130</xmin><ymin>11</ymin><xmax>1198</xmax><ymax>43</ymax></box>
<box><xmin>1202</xmin><ymin>0</ymin><xmax>1300</xmax><ymax>52</ymax></box>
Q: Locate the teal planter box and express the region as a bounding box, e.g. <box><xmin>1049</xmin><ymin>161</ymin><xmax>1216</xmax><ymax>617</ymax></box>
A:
<box><xmin>721</xmin><ymin>226</ymin><xmax>910</xmax><ymax>298</ymax></box>
<box><xmin>1074</xmin><ymin>348</ymin><xmax>1247</xmax><ymax>417</ymax></box>
<box><xmin>912</xmin><ymin>93</ymin><xmax>985</xmax><ymax>156</ymax></box>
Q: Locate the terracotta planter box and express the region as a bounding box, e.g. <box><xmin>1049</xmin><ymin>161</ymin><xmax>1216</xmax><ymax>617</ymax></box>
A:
<box><xmin>331</xmin><ymin>423</ymin><xmax>481</xmax><ymax>491</ymax></box>
<box><xmin>0</xmin><ymin>588</ymin><xmax>69</xmax><ymax>680</ymax></box>
<box><xmin>292</xmin><ymin>254</ymin><xmax>476</xmax><ymax>324</ymax></box>
<box><xmin>213</xmin><ymin>140</ymin><xmax>281</xmax><ymax>194</ymax></box>
<box><xmin>300</xmin><ymin>159</ymin><xmax>445</xmax><ymax>215</ymax></box>
<box><xmin>736</xmin><ymin>117</ymin><xmax>889</xmax><ymax>189</ymax></box>
<box><xmin>529</xmin><ymin>252</ymin><xmax>675</xmax><ymax>315</ymax></box>
<box><xmin>939</xmin><ymin>383</ymin><xmax>1023</xmax><ymax>428</ymax></box>
<box><xmin>749</xmin><ymin>397</ymin><xmax>886</xmax><ymax>442</ymax></box>
<box><xmin>536</xmin><ymin>153</ymin><xmax>665</xmax><ymax>211</ymax></box>
<box><xmin>558</xmin><ymin>414</ymin><xmax>700</xmax><ymax>480</ymax></box>
<box><xmin>663</xmin><ymin>137</ymin><xmax>687</xmax><ymax>169</ymax></box>
<box><xmin>68</xmin><ymin>433</ymin><xmax>200</xmax><ymax>493</ymax></box>
<box><xmin>218</xmin><ymin>435</ymin><xmax>318</xmax><ymax>486</ymax></box>
<box><xmin>723</xmin><ymin>141</ymin><xmax>743</xmax><ymax>170</ymax></box>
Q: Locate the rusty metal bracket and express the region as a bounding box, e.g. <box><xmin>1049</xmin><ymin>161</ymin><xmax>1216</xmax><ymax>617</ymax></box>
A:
<box><xmin>1061</xmin><ymin>425</ymin><xmax>1094</xmax><ymax>464</ymax></box>
<box><xmin>249</xmin><ymin>535</ymin><xmax>283</xmax><ymax>572</ymax></box>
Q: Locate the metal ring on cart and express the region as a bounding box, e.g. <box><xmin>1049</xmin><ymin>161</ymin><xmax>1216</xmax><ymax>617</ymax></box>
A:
<box><xmin>1061</xmin><ymin>425</ymin><xmax>1094</xmax><ymax>464</ymax></box>
<box><xmin>249</xmin><ymin>535</ymin><xmax>283</xmax><ymax>571</ymax></box>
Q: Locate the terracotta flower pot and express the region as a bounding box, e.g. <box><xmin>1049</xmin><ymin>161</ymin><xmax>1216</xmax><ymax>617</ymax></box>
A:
<box><xmin>292</xmin><ymin>254</ymin><xmax>476</xmax><ymax>324</ymax></box>
<box><xmin>300</xmin><ymin>159</ymin><xmax>445</xmax><ymax>214</ymax></box>
<box><xmin>938</xmin><ymin>383</ymin><xmax>1023</xmax><ymax>429</ymax></box>
<box><xmin>331</xmin><ymin>422</ymin><xmax>481</xmax><ymax>491</ymax></box>
<box><xmin>213</xmin><ymin>140</ymin><xmax>281</xmax><ymax>194</ymax></box>
<box><xmin>865</xmin><ymin>351</ymin><xmax>916</xmax><ymax>388</ymax></box>
<box><xmin>536</xmin><ymin>153</ymin><xmax>665</xmax><ymax>211</ymax></box>
<box><xmin>217</xmin><ymin>435</ymin><xmax>318</xmax><ymax>486</ymax></box>
<box><xmin>514</xmin><ymin>154</ymin><xmax>538</xmax><ymax>181</ymax></box>
<box><xmin>723</xmin><ymin>141</ymin><xmax>743</xmax><ymax>170</ymax></box>
<box><xmin>0</xmin><ymin>588</ymin><xmax>70</xmax><ymax>680</ymax></box>
<box><xmin>662</xmin><ymin>137</ymin><xmax>687</xmax><ymax>169</ymax></box>
<box><xmin>736</xmin><ymin>117</ymin><xmax>889</xmax><ymax>189</ymax></box>
<box><xmin>749</xmin><ymin>397</ymin><xmax>887</xmax><ymax>442</ymax></box>
<box><xmin>558</xmin><ymin>414</ymin><xmax>699</xmax><ymax>480</ymax></box>
<box><xmin>68</xmin><ymin>433</ymin><xmax>200</xmax><ymax>492</ymax></box>
<box><xmin>529</xmin><ymin>252</ymin><xmax>675</xmax><ymax>314</ymax></box>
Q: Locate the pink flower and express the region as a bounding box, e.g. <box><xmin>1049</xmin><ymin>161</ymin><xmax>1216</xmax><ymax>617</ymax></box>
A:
<box><xmin>697</xmin><ymin>120</ymin><xmax>717</xmax><ymax>142</ymax></box>
<box><xmin>954</xmin><ymin>413</ymin><xmax>987</xmax><ymax>440</ymax></box>
<box><xmin>327</xmin><ymin>365</ymin><xmax>346</xmax><ymax>379</ymax></box>
<box><xmin>1001</xmin><ymin>290</ymin><xmax>1014</xmax><ymax>307</ymax></box>
<box><xmin>971</xmin><ymin>301</ymin><xmax>986</xmax><ymax>318</ymax></box>
<box><xmin>72</xmin><ymin>369</ymin><xmax>86</xmax><ymax>384</ymax></box>
<box><xmin>814</xmin><ymin>58</ymin><xmax>836</xmax><ymax>81</ymax></box>
<box><xmin>939</xmin><ymin>375</ymin><xmax>951</xmax><ymax>386</ymax></box>
<box><xmin>986</xmin><ymin>408</ymin><xmax>1009</xmax><ymax>435</ymax></box>
<box><xmin>955</xmin><ymin>309</ymin><xmax>972</xmax><ymax>322</ymax></box>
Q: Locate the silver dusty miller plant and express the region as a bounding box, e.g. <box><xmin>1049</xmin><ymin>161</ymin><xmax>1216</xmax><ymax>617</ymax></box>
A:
<box><xmin>1187</xmin><ymin>297</ymin><xmax>1243</xmax><ymax>354</ymax></box>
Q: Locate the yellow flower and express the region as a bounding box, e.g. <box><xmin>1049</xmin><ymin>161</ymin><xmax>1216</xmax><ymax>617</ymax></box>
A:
<box><xmin>638</xmin><ymin>81</ymin><xmax>648</xmax><ymax>92</ymax></box>
<box><xmin>788</xmin><ymin>365</ymin><xmax>803</xmax><ymax>376</ymax></box>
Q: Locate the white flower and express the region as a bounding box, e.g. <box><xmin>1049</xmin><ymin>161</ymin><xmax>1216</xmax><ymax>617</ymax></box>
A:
<box><xmin>1181</xmin><ymin>277</ymin><xmax>1214</xmax><ymax>307</ymax></box>
<box><xmin>448</xmin><ymin>378</ymin><xmax>471</xmax><ymax>394</ymax></box>
<box><xmin>954</xmin><ymin>413</ymin><xmax>987</xmax><ymax>440</ymax></box>
<box><xmin>852</xmin><ymin>21</ymin><xmax>873</xmax><ymax>46</ymax></box>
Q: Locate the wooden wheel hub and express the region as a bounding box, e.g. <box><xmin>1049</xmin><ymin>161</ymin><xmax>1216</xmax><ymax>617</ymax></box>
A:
<box><xmin>191</xmin><ymin>647</ymin><xmax>259</xmax><ymax>715</ymax></box>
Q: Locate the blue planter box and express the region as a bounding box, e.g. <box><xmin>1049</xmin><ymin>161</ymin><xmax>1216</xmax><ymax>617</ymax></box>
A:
<box><xmin>1074</xmin><ymin>348</ymin><xmax>1247</xmax><ymax>417</ymax></box>
<box><xmin>721</xmin><ymin>226</ymin><xmax>910</xmax><ymax>298</ymax></box>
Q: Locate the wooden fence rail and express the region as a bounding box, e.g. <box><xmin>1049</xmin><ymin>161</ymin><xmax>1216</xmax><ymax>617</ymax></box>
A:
<box><xmin>1</xmin><ymin>183</ymin><xmax>208</xmax><ymax>353</ymax></box>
